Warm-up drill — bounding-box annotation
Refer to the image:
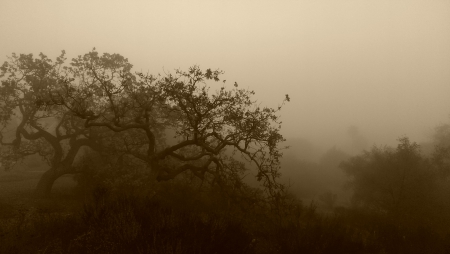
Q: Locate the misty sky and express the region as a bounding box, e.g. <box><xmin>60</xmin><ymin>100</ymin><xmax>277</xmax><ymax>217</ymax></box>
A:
<box><xmin>1</xmin><ymin>0</ymin><xmax>449</xmax><ymax>152</ymax></box>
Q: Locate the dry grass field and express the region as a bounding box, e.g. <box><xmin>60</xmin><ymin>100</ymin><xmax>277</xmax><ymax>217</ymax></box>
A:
<box><xmin>1</xmin><ymin>168</ymin><xmax>449</xmax><ymax>254</ymax></box>
<box><xmin>0</xmin><ymin>169</ymin><xmax>80</xmax><ymax>220</ymax></box>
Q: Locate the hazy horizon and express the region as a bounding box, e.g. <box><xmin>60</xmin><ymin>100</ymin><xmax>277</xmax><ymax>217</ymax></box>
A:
<box><xmin>1</xmin><ymin>0</ymin><xmax>449</xmax><ymax>154</ymax></box>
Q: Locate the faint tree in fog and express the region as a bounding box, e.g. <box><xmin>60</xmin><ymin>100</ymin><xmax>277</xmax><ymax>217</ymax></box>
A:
<box><xmin>347</xmin><ymin>125</ymin><xmax>368</xmax><ymax>153</ymax></box>
<box><xmin>319</xmin><ymin>146</ymin><xmax>350</xmax><ymax>170</ymax></box>
<box><xmin>432</xmin><ymin>123</ymin><xmax>450</xmax><ymax>148</ymax></box>
<box><xmin>340</xmin><ymin>137</ymin><xmax>440</xmax><ymax>225</ymax></box>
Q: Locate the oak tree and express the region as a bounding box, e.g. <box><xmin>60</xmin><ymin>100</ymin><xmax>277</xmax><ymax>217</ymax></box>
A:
<box><xmin>1</xmin><ymin>49</ymin><xmax>289</xmax><ymax>200</ymax></box>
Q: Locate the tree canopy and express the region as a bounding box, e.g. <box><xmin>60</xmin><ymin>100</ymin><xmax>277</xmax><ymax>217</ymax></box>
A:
<box><xmin>0</xmin><ymin>49</ymin><xmax>289</xmax><ymax>199</ymax></box>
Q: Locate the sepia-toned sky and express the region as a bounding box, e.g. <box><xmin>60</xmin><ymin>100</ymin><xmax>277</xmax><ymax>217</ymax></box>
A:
<box><xmin>1</xmin><ymin>0</ymin><xmax>449</xmax><ymax>152</ymax></box>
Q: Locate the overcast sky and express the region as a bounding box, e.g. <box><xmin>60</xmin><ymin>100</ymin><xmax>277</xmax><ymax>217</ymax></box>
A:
<box><xmin>1</xmin><ymin>0</ymin><xmax>449</xmax><ymax>152</ymax></box>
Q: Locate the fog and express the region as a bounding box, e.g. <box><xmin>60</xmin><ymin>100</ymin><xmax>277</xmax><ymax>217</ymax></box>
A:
<box><xmin>2</xmin><ymin>1</ymin><xmax>450</xmax><ymax>195</ymax></box>
<box><xmin>2</xmin><ymin>2</ymin><xmax>450</xmax><ymax>251</ymax></box>
<box><xmin>2</xmin><ymin>1</ymin><xmax>449</xmax><ymax>151</ymax></box>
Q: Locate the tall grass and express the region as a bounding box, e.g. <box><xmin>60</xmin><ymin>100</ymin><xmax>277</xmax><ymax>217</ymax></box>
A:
<box><xmin>1</xmin><ymin>172</ymin><xmax>450</xmax><ymax>254</ymax></box>
<box><xmin>0</xmin><ymin>186</ymin><xmax>255</xmax><ymax>254</ymax></box>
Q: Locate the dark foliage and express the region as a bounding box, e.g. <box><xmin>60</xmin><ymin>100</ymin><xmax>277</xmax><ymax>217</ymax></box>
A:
<box><xmin>2</xmin><ymin>178</ymin><xmax>450</xmax><ymax>254</ymax></box>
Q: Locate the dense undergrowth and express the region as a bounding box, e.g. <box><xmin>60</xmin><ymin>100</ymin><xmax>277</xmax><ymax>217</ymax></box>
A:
<box><xmin>1</xmin><ymin>171</ymin><xmax>450</xmax><ymax>254</ymax></box>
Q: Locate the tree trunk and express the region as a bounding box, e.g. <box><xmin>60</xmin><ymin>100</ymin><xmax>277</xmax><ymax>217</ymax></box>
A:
<box><xmin>35</xmin><ymin>169</ymin><xmax>62</xmax><ymax>198</ymax></box>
